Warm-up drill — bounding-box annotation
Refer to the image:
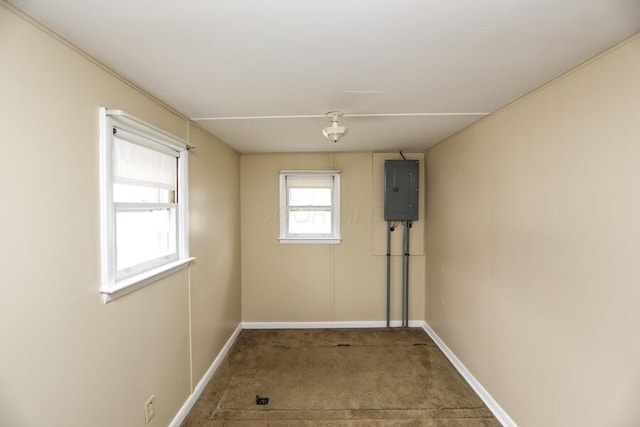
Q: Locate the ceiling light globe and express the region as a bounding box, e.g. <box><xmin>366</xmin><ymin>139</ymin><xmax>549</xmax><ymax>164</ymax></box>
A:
<box><xmin>323</xmin><ymin>125</ymin><xmax>347</xmax><ymax>143</ymax></box>
<box><xmin>322</xmin><ymin>111</ymin><xmax>348</xmax><ymax>142</ymax></box>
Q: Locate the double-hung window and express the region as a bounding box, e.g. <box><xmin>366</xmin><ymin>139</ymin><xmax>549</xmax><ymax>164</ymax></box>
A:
<box><xmin>279</xmin><ymin>170</ymin><xmax>341</xmax><ymax>244</ymax></box>
<box><xmin>99</xmin><ymin>108</ymin><xmax>193</xmax><ymax>302</ymax></box>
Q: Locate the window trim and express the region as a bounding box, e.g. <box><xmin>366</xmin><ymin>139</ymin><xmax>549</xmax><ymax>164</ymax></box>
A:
<box><xmin>99</xmin><ymin>108</ymin><xmax>194</xmax><ymax>303</ymax></box>
<box><xmin>279</xmin><ymin>170</ymin><xmax>341</xmax><ymax>244</ymax></box>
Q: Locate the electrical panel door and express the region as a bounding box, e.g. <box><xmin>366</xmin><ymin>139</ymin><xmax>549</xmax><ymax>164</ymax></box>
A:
<box><xmin>384</xmin><ymin>160</ymin><xmax>419</xmax><ymax>221</ymax></box>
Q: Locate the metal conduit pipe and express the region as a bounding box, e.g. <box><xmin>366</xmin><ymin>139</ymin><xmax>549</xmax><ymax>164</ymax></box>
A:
<box><xmin>405</xmin><ymin>220</ymin><xmax>411</xmax><ymax>327</ymax></box>
<box><xmin>401</xmin><ymin>221</ymin><xmax>407</xmax><ymax>327</ymax></box>
<box><xmin>386</xmin><ymin>221</ymin><xmax>392</xmax><ymax>328</ymax></box>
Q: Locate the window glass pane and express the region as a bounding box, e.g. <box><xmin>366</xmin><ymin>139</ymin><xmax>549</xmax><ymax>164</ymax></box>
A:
<box><xmin>116</xmin><ymin>208</ymin><xmax>176</xmax><ymax>270</ymax></box>
<box><xmin>288</xmin><ymin>210</ymin><xmax>332</xmax><ymax>235</ymax></box>
<box><xmin>114</xmin><ymin>184</ymin><xmax>174</xmax><ymax>203</ymax></box>
<box><xmin>289</xmin><ymin>188</ymin><xmax>332</xmax><ymax>206</ymax></box>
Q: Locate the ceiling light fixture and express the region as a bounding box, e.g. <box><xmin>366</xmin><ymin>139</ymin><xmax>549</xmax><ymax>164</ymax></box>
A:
<box><xmin>322</xmin><ymin>111</ymin><xmax>348</xmax><ymax>143</ymax></box>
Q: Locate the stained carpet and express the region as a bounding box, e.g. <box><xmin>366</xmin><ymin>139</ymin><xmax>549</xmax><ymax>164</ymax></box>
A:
<box><xmin>182</xmin><ymin>328</ymin><xmax>500</xmax><ymax>426</ymax></box>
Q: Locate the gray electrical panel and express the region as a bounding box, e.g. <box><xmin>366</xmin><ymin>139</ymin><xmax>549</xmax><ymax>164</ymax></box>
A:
<box><xmin>384</xmin><ymin>160</ymin><xmax>419</xmax><ymax>220</ymax></box>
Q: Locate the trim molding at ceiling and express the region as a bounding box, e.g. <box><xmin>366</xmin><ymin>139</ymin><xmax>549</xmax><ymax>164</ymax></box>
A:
<box><xmin>190</xmin><ymin>112</ymin><xmax>491</xmax><ymax>121</ymax></box>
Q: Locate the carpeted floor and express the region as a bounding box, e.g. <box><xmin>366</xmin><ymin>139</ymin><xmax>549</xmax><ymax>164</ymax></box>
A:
<box><xmin>182</xmin><ymin>328</ymin><xmax>500</xmax><ymax>426</ymax></box>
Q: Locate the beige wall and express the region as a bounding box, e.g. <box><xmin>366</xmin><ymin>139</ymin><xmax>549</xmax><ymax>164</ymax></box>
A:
<box><xmin>187</xmin><ymin>124</ymin><xmax>242</xmax><ymax>385</ymax></box>
<box><xmin>425</xmin><ymin>34</ymin><xmax>640</xmax><ymax>426</ymax></box>
<box><xmin>0</xmin><ymin>4</ymin><xmax>240</xmax><ymax>426</ymax></box>
<box><xmin>241</xmin><ymin>153</ymin><xmax>425</xmax><ymax>323</ymax></box>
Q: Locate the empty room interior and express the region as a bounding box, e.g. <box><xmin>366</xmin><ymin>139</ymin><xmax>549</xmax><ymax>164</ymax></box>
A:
<box><xmin>2</xmin><ymin>1</ymin><xmax>640</xmax><ymax>426</ymax></box>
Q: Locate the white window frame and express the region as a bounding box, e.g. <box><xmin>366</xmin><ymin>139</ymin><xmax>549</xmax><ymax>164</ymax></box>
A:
<box><xmin>279</xmin><ymin>170</ymin><xmax>341</xmax><ymax>244</ymax></box>
<box><xmin>99</xmin><ymin>108</ymin><xmax>194</xmax><ymax>303</ymax></box>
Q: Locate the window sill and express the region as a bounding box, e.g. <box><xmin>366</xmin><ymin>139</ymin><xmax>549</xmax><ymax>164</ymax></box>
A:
<box><xmin>279</xmin><ymin>238</ymin><xmax>341</xmax><ymax>245</ymax></box>
<box><xmin>100</xmin><ymin>257</ymin><xmax>196</xmax><ymax>303</ymax></box>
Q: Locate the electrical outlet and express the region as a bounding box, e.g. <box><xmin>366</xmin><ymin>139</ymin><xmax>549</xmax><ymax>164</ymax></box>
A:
<box><xmin>144</xmin><ymin>395</ymin><xmax>155</xmax><ymax>424</ymax></box>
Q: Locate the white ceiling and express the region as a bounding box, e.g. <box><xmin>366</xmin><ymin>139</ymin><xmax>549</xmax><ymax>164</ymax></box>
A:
<box><xmin>9</xmin><ymin>0</ymin><xmax>640</xmax><ymax>153</ymax></box>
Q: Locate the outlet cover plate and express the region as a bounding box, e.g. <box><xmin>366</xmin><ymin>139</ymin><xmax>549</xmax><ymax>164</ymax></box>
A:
<box><xmin>144</xmin><ymin>395</ymin><xmax>155</xmax><ymax>424</ymax></box>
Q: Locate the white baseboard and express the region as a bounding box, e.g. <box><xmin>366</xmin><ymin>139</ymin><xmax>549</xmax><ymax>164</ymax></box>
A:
<box><xmin>242</xmin><ymin>320</ymin><xmax>423</xmax><ymax>329</ymax></box>
<box><xmin>420</xmin><ymin>321</ymin><xmax>517</xmax><ymax>427</ymax></box>
<box><xmin>169</xmin><ymin>322</ymin><xmax>243</xmax><ymax>427</ymax></box>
